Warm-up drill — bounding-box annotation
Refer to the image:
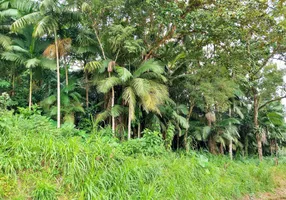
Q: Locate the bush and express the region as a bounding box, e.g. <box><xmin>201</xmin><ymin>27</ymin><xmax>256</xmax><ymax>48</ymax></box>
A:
<box><xmin>120</xmin><ymin>129</ymin><xmax>165</xmax><ymax>156</ymax></box>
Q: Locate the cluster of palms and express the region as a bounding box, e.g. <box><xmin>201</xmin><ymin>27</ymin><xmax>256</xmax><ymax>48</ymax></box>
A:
<box><xmin>0</xmin><ymin>0</ymin><xmax>286</xmax><ymax>160</ymax></box>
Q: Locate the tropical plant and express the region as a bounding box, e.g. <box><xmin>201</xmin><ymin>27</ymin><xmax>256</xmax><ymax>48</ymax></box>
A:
<box><xmin>2</xmin><ymin>26</ymin><xmax>55</xmax><ymax>110</ymax></box>
<box><xmin>41</xmin><ymin>81</ymin><xmax>84</xmax><ymax>124</ymax></box>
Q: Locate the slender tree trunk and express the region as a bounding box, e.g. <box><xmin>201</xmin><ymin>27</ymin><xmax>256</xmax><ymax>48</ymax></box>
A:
<box><xmin>184</xmin><ymin>100</ymin><xmax>194</xmax><ymax>151</ymax></box>
<box><xmin>176</xmin><ymin>125</ymin><xmax>181</xmax><ymax>150</ymax></box>
<box><xmin>220</xmin><ymin>143</ymin><xmax>224</xmax><ymax>154</ymax></box>
<box><xmin>229</xmin><ymin>140</ymin><xmax>233</xmax><ymax>160</ymax></box>
<box><xmin>28</xmin><ymin>69</ymin><xmax>32</xmax><ymax>110</ymax></box>
<box><xmin>65</xmin><ymin>64</ymin><xmax>68</xmax><ymax>86</ymax></box>
<box><xmin>93</xmin><ymin>21</ymin><xmax>115</xmax><ymax>135</ymax></box>
<box><xmin>85</xmin><ymin>72</ymin><xmax>89</xmax><ymax>108</ymax></box>
<box><xmin>11</xmin><ymin>74</ymin><xmax>15</xmax><ymax>97</ymax></box>
<box><xmin>54</xmin><ymin>28</ymin><xmax>61</xmax><ymax>128</ymax></box>
<box><xmin>207</xmin><ymin>120</ymin><xmax>217</xmax><ymax>154</ymax></box>
<box><xmin>253</xmin><ymin>90</ymin><xmax>262</xmax><ymax>161</ymax></box>
<box><xmin>245</xmin><ymin>135</ymin><xmax>249</xmax><ymax>157</ymax></box>
<box><xmin>137</xmin><ymin>122</ymin><xmax>141</xmax><ymax>138</ymax></box>
<box><xmin>128</xmin><ymin>105</ymin><xmax>132</xmax><ymax>140</ymax></box>
<box><xmin>229</xmin><ymin>107</ymin><xmax>233</xmax><ymax>160</ymax></box>
<box><xmin>111</xmin><ymin>85</ymin><xmax>115</xmax><ymax>135</ymax></box>
<box><xmin>270</xmin><ymin>139</ymin><xmax>274</xmax><ymax>156</ymax></box>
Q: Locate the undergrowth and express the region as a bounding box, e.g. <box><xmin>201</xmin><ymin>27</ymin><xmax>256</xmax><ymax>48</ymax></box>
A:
<box><xmin>0</xmin><ymin>110</ymin><xmax>282</xmax><ymax>199</ymax></box>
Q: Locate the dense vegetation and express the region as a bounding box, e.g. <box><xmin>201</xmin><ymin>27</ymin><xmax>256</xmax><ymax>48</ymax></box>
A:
<box><xmin>0</xmin><ymin>109</ymin><xmax>286</xmax><ymax>199</ymax></box>
<box><xmin>0</xmin><ymin>0</ymin><xmax>286</xmax><ymax>198</ymax></box>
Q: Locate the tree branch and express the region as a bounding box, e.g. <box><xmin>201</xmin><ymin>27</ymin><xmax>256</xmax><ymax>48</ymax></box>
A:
<box><xmin>259</xmin><ymin>95</ymin><xmax>286</xmax><ymax>110</ymax></box>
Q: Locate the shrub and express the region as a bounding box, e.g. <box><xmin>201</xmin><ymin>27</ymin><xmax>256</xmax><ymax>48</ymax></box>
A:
<box><xmin>121</xmin><ymin>129</ymin><xmax>166</xmax><ymax>156</ymax></box>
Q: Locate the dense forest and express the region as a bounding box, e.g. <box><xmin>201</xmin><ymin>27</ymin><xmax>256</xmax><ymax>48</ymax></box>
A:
<box><xmin>1</xmin><ymin>0</ymin><xmax>286</xmax><ymax>158</ymax></box>
<box><xmin>0</xmin><ymin>0</ymin><xmax>286</xmax><ymax>198</ymax></box>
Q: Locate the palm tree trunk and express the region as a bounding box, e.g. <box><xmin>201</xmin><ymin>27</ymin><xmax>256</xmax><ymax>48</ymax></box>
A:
<box><xmin>65</xmin><ymin>64</ymin><xmax>68</xmax><ymax>86</ymax></box>
<box><xmin>128</xmin><ymin>105</ymin><xmax>132</xmax><ymax>140</ymax></box>
<box><xmin>229</xmin><ymin>107</ymin><xmax>233</xmax><ymax>160</ymax></box>
<box><xmin>229</xmin><ymin>140</ymin><xmax>233</xmax><ymax>160</ymax></box>
<box><xmin>28</xmin><ymin>69</ymin><xmax>32</xmax><ymax>110</ymax></box>
<box><xmin>12</xmin><ymin>74</ymin><xmax>15</xmax><ymax>97</ymax></box>
<box><xmin>111</xmin><ymin>86</ymin><xmax>115</xmax><ymax>135</ymax></box>
<box><xmin>253</xmin><ymin>90</ymin><xmax>262</xmax><ymax>161</ymax></box>
<box><xmin>208</xmin><ymin>136</ymin><xmax>217</xmax><ymax>154</ymax></box>
<box><xmin>137</xmin><ymin>122</ymin><xmax>141</xmax><ymax>138</ymax></box>
<box><xmin>85</xmin><ymin>71</ymin><xmax>89</xmax><ymax>108</ymax></box>
<box><xmin>54</xmin><ymin>28</ymin><xmax>61</xmax><ymax>128</ymax></box>
<box><xmin>220</xmin><ymin>143</ymin><xmax>224</xmax><ymax>154</ymax></box>
<box><xmin>207</xmin><ymin>120</ymin><xmax>217</xmax><ymax>154</ymax></box>
<box><xmin>245</xmin><ymin>135</ymin><xmax>249</xmax><ymax>157</ymax></box>
<box><xmin>93</xmin><ymin>21</ymin><xmax>115</xmax><ymax>135</ymax></box>
<box><xmin>184</xmin><ymin>100</ymin><xmax>194</xmax><ymax>151</ymax></box>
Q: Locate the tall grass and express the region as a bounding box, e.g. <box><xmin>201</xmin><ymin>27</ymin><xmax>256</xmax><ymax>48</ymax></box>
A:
<box><xmin>0</xmin><ymin>110</ymin><xmax>280</xmax><ymax>199</ymax></box>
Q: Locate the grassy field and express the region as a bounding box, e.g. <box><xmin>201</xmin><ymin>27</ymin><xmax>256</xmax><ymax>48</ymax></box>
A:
<box><xmin>0</xmin><ymin>110</ymin><xmax>285</xmax><ymax>200</ymax></box>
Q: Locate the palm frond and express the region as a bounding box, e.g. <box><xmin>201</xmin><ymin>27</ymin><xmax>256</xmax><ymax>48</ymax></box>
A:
<box><xmin>267</xmin><ymin>112</ymin><xmax>284</xmax><ymax>126</ymax></box>
<box><xmin>111</xmin><ymin>105</ymin><xmax>124</xmax><ymax>117</ymax></box>
<box><xmin>0</xmin><ymin>34</ymin><xmax>11</xmax><ymax>50</ymax></box>
<box><xmin>25</xmin><ymin>58</ymin><xmax>40</xmax><ymax>68</ymax></box>
<box><xmin>39</xmin><ymin>0</ymin><xmax>58</xmax><ymax>13</ymax></box>
<box><xmin>95</xmin><ymin>110</ymin><xmax>110</xmax><ymax>125</ymax></box>
<box><xmin>115</xmin><ymin>66</ymin><xmax>132</xmax><ymax>82</ymax></box>
<box><xmin>11</xmin><ymin>0</ymin><xmax>36</xmax><ymax>13</ymax></box>
<box><xmin>85</xmin><ymin>61</ymin><xmax>102</xmax><ymax>73</ymax></box>
<box><xmin>71</xmin><ymin>102</ymin><xmax>84</xmax><ymax>113</ymax></box>
<box><xmin>0</xmin><ymin>9</ymin><xmax>20</xmax><ymax>18</ymax></box>
<box><xmin>134</xmin><ymin>59</ymin><xmax>164</xmax><ymax>77</ymax></box>
<box><xmin>0</xmin><ymin>1</ymin><xmax>10</xmax><ymax>10</ymax></box>
<box><xmin>97</xmin><ymin>77</ymin><xmax>121</xmax><ymax>93</ymax></box>
<box><xmin>233</xmin><ymin>105</ymin><xmax>244</xmax><ymax>119</ymax></box>
<box><xmin>33</xmin><ymin>15</ymin><xmax>58</xmax><ymax>37</ymax></box>
<box><xmin>140</xmin><ymin>72</ymin><xmax>167</xmax><ymax>83</ymax></box>
<box><xmin>202</xmin><ymin>126</ymin><xmax>211</xmax><ymax>140</ymax></box>
<box><xmin>39</xmin><ymin>57</ymin><xmax>56</xmax><ymax>69</ymax></box>
<box><xmin>131</xmin><ymin>78</ymin><xmax>150</xmax><ymax>97</ymax></box>
<box><xmin>61</xmin><ymin>94</ymin><xmax>70</xmax><ymax>106</ymax></box>
<box><xmin>1</xmin><ymin>52</ymin><xmax>25</xmax><ymax>64</ymax></box>
<box><xmin>123</xmin><ymin>87</ymin><xmax>136</xmax><ymax>120</ymax></box>
<box><xmin>76</xmin><ymin>46</ymin><xmax>98</xmax><ymax>54</ymax></box>
<box><xmin>169</xmin><ymin>52</ymin><xmax>186</xmax><ymax>69</ymax></box>
<box><xmin>10</xmin><ymin>45</ymin><xmax>29</xmax><ymax>54</ymax></box>
<box><xmin>69</xmin><ymin>92</ymin><xmax>81</xmax><ymax>103</ymax></box>
<box><xmin>40</xmin><ymin>95</ymin><xmax>56</xmax><ymax>110</ymax></box>
<box><xmin>11</xmin><ymin>12</ymin><xmax>42</xmax><ymax>31</ymax></box>
<box><xmin>172</xmin><ymin>111</ymin><xmax>189</xmax><ymax>129</ymax></box>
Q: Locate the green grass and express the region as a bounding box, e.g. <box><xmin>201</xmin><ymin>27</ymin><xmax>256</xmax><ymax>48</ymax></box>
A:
<box><xmin>0</xmin><ymin>110</ymin><xmax>283</xmax><ymax>199</ymax></box>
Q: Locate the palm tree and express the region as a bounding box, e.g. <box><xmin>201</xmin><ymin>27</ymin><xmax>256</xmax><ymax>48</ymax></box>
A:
<box><xmin>11</xmin><ymin>0</ymin><xmax>79</xmax><ymax>128</ymax></box>
<box><xmin>97</xmin><ymin>59</ymin><xmax>169</xmax><ymax>140</ymax></box>
<box><xmin>1</xmin><ymin>26</ymin><xmax>55</xmax><ymax>110</ymax></box>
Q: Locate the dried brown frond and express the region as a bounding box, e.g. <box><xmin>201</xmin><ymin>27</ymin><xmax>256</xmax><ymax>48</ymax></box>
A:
<box><xmin>43</xmin><ymin>38</ymin><xmax>72</xmax><ymax>58</ymax></box>
<box><xmin>43</xmin><ymin>44</ymin><xmax>56</xmax><ymax>58</ymax></box>
<box><xmin>108</xmin><ymin>61</ymin><xmax>115</xmax><ymax>73</ymax></box>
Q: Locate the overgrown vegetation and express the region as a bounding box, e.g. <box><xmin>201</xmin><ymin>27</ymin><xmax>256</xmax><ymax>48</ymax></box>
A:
<box><xmin>0</xmin><ymin>0</ymin><xmax>286</xmax><ymax>198</ymax></box>
<box><xmin>0</xmin><ymin>0</ymin><xmax>285</xmax><ymax>161</ymax></box>
<box><xmin>0</xmin><ymin>110</ymin><xmax>284</xmax><ymax>199</ymax></box>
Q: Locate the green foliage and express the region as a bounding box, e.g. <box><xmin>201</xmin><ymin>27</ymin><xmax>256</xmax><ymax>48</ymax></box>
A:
<box><xmin>32</xmin><ymin>181</ymin><xmax>57</xmax><ymax>200</ymax></box>
<box><xmin>165</xmin><ymin>123</ymin><xmax>175</xmax><ymax>150</ymax></box>
<box><xmin>0</xmin><ymin>92</ymin><xmax>17</xmax><ymax>109</ymax></box>
<box><xmin>121</xmin><ymin>129</ymin><xmax>165</xmax><ymax>156</ymax></box>
<box><xmin>0</xmin><ymin>111</ymin><xmax>283</xmax><ymax>199</ymax></box>
<box><xmin>0</xmin><ymin>0</ymin><xmax>285</xmax><ymax>169</ymax></box>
